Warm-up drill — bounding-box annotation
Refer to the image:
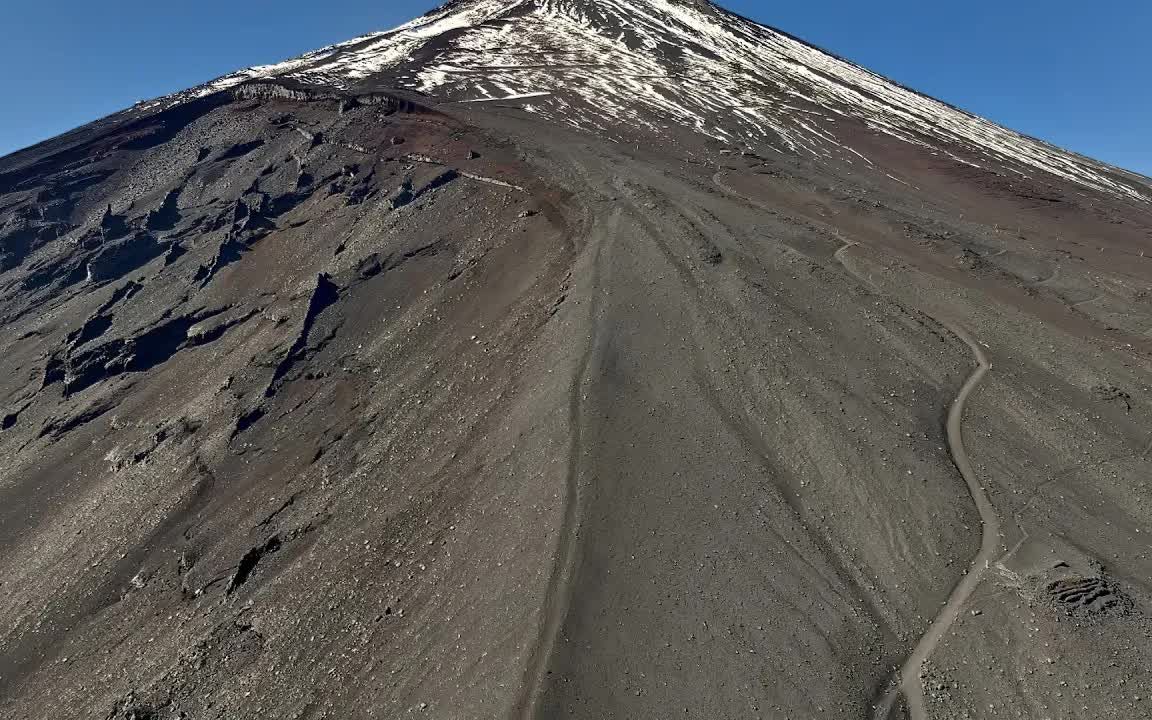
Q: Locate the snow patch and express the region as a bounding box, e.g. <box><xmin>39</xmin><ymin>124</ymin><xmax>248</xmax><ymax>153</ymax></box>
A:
<box><xmin>152</xmin><ymin>0</ymin><xmax>1149</xmax><ymax>203</ymax></box>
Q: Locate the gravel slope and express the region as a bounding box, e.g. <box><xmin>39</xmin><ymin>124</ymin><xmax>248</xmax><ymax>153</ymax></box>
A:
<box><xmin>1</xmin><ymin>3</ymin><xmax>1151</xmax><ymax>718</ymax></box>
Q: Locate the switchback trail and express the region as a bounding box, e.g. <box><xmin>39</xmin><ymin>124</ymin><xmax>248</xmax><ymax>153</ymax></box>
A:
<box><xmin>711</xmin><ymin>168</ymin><xmax>1002</xmax><ymax>720</ymax></box>
<box><xmin>873</xmin><ymin>322</ymin><xmax>998</xmax><ymax>720</ymax></box>
<box><xmin>826</xmin><ymin>222</ymin><xmax>1003</xmax><ymax>720</ymax></box>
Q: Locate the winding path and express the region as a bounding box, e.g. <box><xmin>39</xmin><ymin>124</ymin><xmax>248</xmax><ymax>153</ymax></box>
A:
<box><xmin>873</xmin><ymin>322</ymin><xmax>999</xmax><ymax>719</ymax></box>
<box><xmin>710</xmin><ymin>168</ymin><xmax>1003</xmax><ymax>718</ymax></box>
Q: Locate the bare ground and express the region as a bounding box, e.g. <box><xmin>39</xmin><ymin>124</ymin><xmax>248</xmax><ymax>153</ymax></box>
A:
<box><xmin>0</xmin><ymin>87</ymin><xmax>1150</xmax><ymax>720</ymax></box>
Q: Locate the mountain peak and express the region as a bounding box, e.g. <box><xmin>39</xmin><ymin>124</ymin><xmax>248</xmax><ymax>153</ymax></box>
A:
<box><xmin>160</xmin><ymin>0</ymin><xmax>1149</xmax><ymax>201</ymax></box>
<box><xmin>4</xmin><ymin>1</ymin><xmax>1152</xmax><ymax>718</ymax></box>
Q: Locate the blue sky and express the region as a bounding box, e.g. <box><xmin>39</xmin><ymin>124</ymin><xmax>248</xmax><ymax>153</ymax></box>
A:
<box><xmin>2</xmin><ymin>1</ymin><xmax>1149</xmax><ymax>176</ymax></box>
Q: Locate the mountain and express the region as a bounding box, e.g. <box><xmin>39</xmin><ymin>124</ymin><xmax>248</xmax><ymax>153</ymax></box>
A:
<box><xmin>169</xmin><ymin>0</ymin><xmax>1150</xmax><ymax>203</ymax></box>
<box><xmin>1</xmin><ymin>1</ymin><xmax>1150</xmax><ymax>719</ymax></box>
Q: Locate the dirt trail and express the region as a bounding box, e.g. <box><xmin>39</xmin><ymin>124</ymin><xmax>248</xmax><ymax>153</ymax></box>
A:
<box><xmin>710</xmin><ymin>169</ymin><xmax>1003</xmax><ymax>719</ymax></box>
<box><xmin>874</xmin><ymin>323</ymin><xmax>999</xmax><ymax>720</ymax></box>
<box><xmin>832</xmin><ymin>232</ymin><xmax>1002</xmax><ymax>720</ymax></box>
<box><xmin>512</xmin><ymin>209</ymin><xmax>617</xmax><ymax>720</ymax></box>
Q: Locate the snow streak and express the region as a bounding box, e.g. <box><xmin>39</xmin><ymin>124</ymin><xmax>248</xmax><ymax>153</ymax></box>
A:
<box><xmin>159</xmin><ymin>0</ymin><xmax>1150</xmax><ymax>202</ymax></box>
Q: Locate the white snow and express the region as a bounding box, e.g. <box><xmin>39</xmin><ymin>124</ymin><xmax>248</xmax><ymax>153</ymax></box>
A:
<box><xmin>154</xmin><ymin>0</ymin><xmax>1149</xmax><ymax>203</ymax></box>
<box><xmin>459</xmin><ymin>91</ymin><xmax>553</xmax><ymax>102</ymax></box>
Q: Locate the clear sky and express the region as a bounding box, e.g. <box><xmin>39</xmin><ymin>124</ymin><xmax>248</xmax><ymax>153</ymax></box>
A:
<box><xmin>2</xmin><ymin>1</ymin><xmax>1149</xmax><ymax>176</ymax></box>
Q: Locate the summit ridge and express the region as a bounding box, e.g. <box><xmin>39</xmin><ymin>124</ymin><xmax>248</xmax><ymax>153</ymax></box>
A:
<box><xmin>163</xmin><ymin>0</ymin><xmax>1150</xmax><ymax>201</ymax></box>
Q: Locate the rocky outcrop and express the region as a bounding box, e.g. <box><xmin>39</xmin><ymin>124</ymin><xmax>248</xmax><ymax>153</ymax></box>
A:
<box><xmin>59</xmin><ymin>306</ymin><xmax>232</xmax><ymax>395</ymax></box>
<box><xmin>233</xmin><ymin>82</ymin><xmax>424</xmax><ymax>115</ymax></box>
<box><xmin>86</xmin><ymin>232</ymin><xmax>166</xmax><ymax>283</ymax></box>
<box><xmin>3</xmin><ymin>4</ymin><xmax>1151</xmax><ymax>719</ymax></box>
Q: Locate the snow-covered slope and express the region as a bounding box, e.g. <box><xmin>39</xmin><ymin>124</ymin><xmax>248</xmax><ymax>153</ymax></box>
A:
<box><xmin>171</xmin><ymin>0</ymin><xmax>1150</xmax><ymax>202</ymax></box>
